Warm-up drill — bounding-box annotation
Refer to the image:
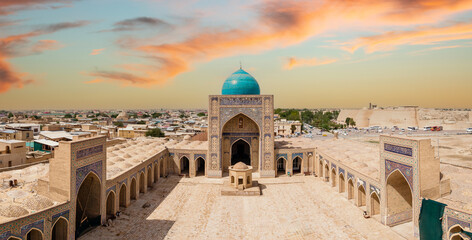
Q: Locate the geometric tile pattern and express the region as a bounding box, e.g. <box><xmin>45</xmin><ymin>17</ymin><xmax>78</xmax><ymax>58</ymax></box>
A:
<box><xmin>75</xmin><ymin>160</ymin><xmax>102</xmax><ymax>194</ymax></box>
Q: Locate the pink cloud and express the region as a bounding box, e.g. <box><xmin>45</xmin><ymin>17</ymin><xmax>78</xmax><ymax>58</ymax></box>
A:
<box><xmin>90</xmin><ymin>48</ymin><xmax>105</xmax><ymax>55</ymax></box>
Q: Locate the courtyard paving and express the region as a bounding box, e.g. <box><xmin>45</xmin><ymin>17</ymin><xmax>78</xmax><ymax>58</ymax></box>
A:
<box><xmin>82</xmin><ymin>175</ymin><xmax>406</xmax><ymax>240</ymax></box>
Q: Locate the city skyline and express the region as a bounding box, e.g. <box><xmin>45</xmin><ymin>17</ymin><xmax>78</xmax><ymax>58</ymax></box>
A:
<box><xmin>1</xmin><ymin>0</ymin><xmax>472</xmax><ymax>110</ymax></box>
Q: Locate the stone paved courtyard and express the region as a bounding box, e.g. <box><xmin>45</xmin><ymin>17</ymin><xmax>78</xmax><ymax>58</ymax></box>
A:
<box><xmin>82</xmin><ymin>175</ymin><xmax>406</xmax><ymax>240</ymax></box>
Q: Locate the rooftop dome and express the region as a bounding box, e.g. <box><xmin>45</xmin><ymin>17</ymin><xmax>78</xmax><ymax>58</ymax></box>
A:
<box><xmin>222</xmin><ymin>69</ymin><xmax>260</xmax><ymax>95</ymax></box>
<box><xmin>233</xmin><ymin>162</ymin><xmax>249</xmax><ymax>170</ymax></box>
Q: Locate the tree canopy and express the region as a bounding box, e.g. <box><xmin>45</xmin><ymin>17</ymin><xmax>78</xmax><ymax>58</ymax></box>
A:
<box><xmin>145</xmin><ymin>128</ymin><xmax>165</xmax><ymax>137</ymax></box>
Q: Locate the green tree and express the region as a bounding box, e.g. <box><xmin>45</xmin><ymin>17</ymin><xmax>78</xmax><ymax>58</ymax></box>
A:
<box><xmin>64</xmin><ymin>113</ymin><xmax>73</xmax><ymax>118</ymax></box>
<box><xmin>145</xmin><ymin>128</ymin><xmax>165</xmax><ymax>137</ymax></box>
<box><xmin>8</xmin><ymin>112</ymin><xmax>13</xmax><ymax>118</ymax></box>
<box><xmin>111</xmin><ymin>114</ymin><xmax>118</xmax><ymax>118</ymax></box>
<box><xmin>114</xmin><ymin>122</ymin><xmax>124</xmax><ymax>127</ymax></box>
<box><xmin>301</xmin><ymin>110</ymin><xmax>314</xmax><ymax>123</ymax></box>
<box><xmin>197</xmin><ymin>112</ymin><xmax>206</xmax><ymax>117</ymax></box>
<box><xmin>152</xmin><ymin>112</ymin><xmax>162</xmax><ymax>118</ymax></box>
<box><xmin>137</xmin><ymin>120</ymin><xmax>146</xmax><ymax>124</ymax></box>
<box><xmin>142</xmin><ymin>114</ymin><xmax>150</xmax><ymax>118</ymax></box>
<box><xmin>291</xmin><ymin>125</ymin><xmax>297</xmax><ymax>134</ymax></box>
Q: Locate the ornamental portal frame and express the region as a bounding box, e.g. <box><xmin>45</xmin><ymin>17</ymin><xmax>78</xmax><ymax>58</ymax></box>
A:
<box><xmin>207</xmin><ymin>95</ymin><xmax>275</xmax><ymax>178</ymax></box>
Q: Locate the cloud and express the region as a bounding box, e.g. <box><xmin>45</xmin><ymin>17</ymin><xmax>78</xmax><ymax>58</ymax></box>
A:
<box><xmin>90</xmin><ymin>48</ymin><xmax>105</xmax><ymax>55</ymax></box>
<box><xmin>84</xmin><ymin>79</ymin><xmax>103</xmax><ymax>84</ymax></box>
<box><xmin>342</xmin><ymin>22</ymin><xmax>472</xmax><ymax>53</ymax></box>
<box><xmin>83</xmin><ymin>0</ymin><xmax>472</xmax><ymax>86</ymax></box>
<box><xmin>31</xmin><ymin>39</ymin><xmax>64</xmax><ymax>54</ymax></box>
<box><xmin>0</xmin><ymin>20</ymin><xmax>90</xmax><ymax>93</ymax></box>
<box><xmin>101</xmin><ymin>17</ymin><xmax>171</xmax><ymax>32</ymax></box>
<box><xmin>284</xmin><ymin>57</ymin><xmax>338</xmax><ymax>70</ymax></box>
<box><xmin>0</xmin><ymin>59</ymin><xmax>31</xmax><ymax>93</ymax></box>
<box><xmin>0</xmin><ymin>0</ymin><xmax>75</xmax><ymax>15</ymax></box>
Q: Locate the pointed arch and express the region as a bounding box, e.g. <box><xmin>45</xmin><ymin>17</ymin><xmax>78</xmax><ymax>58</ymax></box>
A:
<box><xmin>386</xmin><ymin>169</ymin><xmax>413</xmax><ymax>225</ymax></box>
<box><xmin>139</xmin><ymin>172</ymin><xmax>145</xmax><ymax>194</ymax></box>
<box><xmin>331</xmin><ymin>168</ymin><xmax>336</xmax><ymax>187</ymax></box>
<box><xmin>276</xmin><ymin>157</ymin><xmax>286</xmax><ymax>176</ymax></box>
<box><xmin>106</xmin><ymin>190</ymin><xmax>116</xmax><ymax>219</ymax></box>
<box><xmin>51</xmin><ymin>217</ymin><xmax>68</xmax><ymax>240</ymax></box>
<box><xmin>76</xmin><ymin>171</ymin><xmax>101</xmax><ymax>237</ymax></box>
<box><xmin>147</xmin><ymin>166</ymin><xmax>153</xmax><ymax>188</ymax></box>
<box><xmin>180</xmin><ymin>156</ymin><xmax>190</xmax><ymax>176</ymax></box>
<box><xmin>358</xmin><ymin>185</ymin><xmax>366</xmax><ymax>207</ymax></box>
<box><xmin>195</xmin><ymin>157</ymin><xmax>205</xmax><ymax>176</ymax></box>
<box><xmin>292</xmin><ymin>156</ymin><xmax>302</xmax><ymax>174</ymax></box>
<box><xmin>324</xmin><ymin>164</ymin><xmax>329</xmax><ymax>182</ymax></box>
<box><xmin>26</xmin><ymin>228</ymin><xmax>43</xmax><ymax>240</ymax></box>
<box><xmin>119</xmin><ymin>183</ymin><xmax>127</xmax><ymax>208</ymax></box>
<box><xmin>153</xmin><ymin>163</ymin><xmax>158</xmax><ymax>183</ymax></box>
<box><xmin>130</xmin><ymin>177</ymin><xmax>137</xmax><ymax>200</ymax></box>
<box><xmin>370</xmin><ymin>192</ymin><xmax>380</xmax><ymax>215</ymax></box>
<box><xmin>348</xmin><ymin>178</ymin><xmax>354</xmax><ymax>200</ymax></box>
<box><xmin>230</xmin><ymin>139</ymin><xmax>251</xmax><ymax>166</ymax></box>
<box><xmin>339</xmin><ymin>173</ymin><xmax>345</xmax><ymax>193</ymax></box>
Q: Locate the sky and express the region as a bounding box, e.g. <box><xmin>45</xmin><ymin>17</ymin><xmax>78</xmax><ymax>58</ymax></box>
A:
<box><xmin>0</xmin><ymin>0</ymin><xmax>472</xmax><ymax>110</ymax></box>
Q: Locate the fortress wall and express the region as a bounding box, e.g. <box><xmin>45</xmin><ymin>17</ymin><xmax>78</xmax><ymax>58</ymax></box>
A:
<box><xmin>368</xmin><ymin>109</ymin><xmax>418</xmax><ymax>128</ymax></box>
<box><xmin>338</xmin><ymin>108</ymin><xmax>472</xmax><ymax>129</ymax></box>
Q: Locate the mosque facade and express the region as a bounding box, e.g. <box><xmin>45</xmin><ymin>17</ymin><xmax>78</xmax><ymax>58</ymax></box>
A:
<box><xmin>0</xmin><ymin>69</ymin><xmax>469</xmax><ymax>240</ymax></box>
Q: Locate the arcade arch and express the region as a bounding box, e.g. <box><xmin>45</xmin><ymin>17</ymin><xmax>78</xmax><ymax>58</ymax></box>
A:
<box><xmin>51</xmin><ymin>217</ymin><xmax>68</xmax><ymax>240</ymax></box>
<box><xmin>139</xmin><ymin>172</ymin><xmax>145</xmax><ymax>194</ymax></box>
<box><xmin>292</xmin><ymin>157</ymin><xmax>302</xmax><ymax>174</ymax></box>
<box><xmin>339</xmin><ymin>173</ymin><xmax>345</xmax><ymax>193</ymax></box>
<box><xmin>130</xmin><ymin>178</ymin><xmax>137</xmax><ymax>200</ymax></box>
<box><xmin>180</xmin><ymin>156</ymin><xmax>190</xmax><ymax>176</ymax></box>
<box><xmin>386</xmin><ymin>170</ymin><xmax>412</xmax><ymax>221</ymax></box>
<box><xmin>196</xmin><ymin>157</ymin><xmax>205</xmax><ymax>176</ymax></box>
<box><xmin>119</xmin><ymin>184</ymin><xmax>127</xmax><ymax>208</ymax></box>
<box><xmin>106</xmin><ymin>191</ymin><xmax>115</xmax><ymax>220</ymax></box>
<box><xmin>75</xmin><ymin>172</ymin><xmax>101</xmax><ymax>237</ymax></box>
<box><xmin>348</xmin><ymin>178</ymin><xmax>354</xmax><ymax>200</ymax></box>
<box><xmin>331</xmin><ymin>168</ymin><xmax>336</xmax><ymax>187</ymax></box>
<box><xmin>26</xmin><ymin>228</ymin><xmax>43</xmax><ymax>240</ymax></box>
<box><xmin>276</xmin><ymin>157</ymin><xmax>286</xmax><ymax>176</ymax></box>
<box><xmin>358</xmin><ymin>185</ymin><xmax>366</xmax><ymax>207</ymax></box>
<box><xmin>371</xmin><ymin>192</ymin><xmax>380</xmax><ymax>216</ymax></box>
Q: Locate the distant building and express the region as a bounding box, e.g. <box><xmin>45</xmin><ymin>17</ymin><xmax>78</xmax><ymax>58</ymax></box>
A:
<box><xmin>0</xmin><ymin>128</ymin><xmax>33</xmax><ymax>141</ymax></box>
<box><xmin>274</xmin><ymin>119</ymin><xmax>302</xmax><ymax>136</ymax></box>
<box><xmin>0</xmin><ymin>139</ymin><xmax>27</xmax><ymax>168</ymax></box>
<box><xmin>5</xmin><ymin>123</ymin><xmax>40</xmax><ymax>135</ymax></box>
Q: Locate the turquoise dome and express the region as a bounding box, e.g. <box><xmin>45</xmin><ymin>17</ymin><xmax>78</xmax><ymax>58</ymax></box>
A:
<box><xmin>222</xmin><ymin>69</ymin><xmax>260</xmax><ymax>95</ymax></box>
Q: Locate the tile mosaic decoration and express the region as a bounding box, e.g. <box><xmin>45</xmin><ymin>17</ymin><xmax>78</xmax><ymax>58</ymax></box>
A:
<box><xmin>348</xmin><ymin>172</ymin><xmax>354</xmax><ymax>181</ymax></box>
<box><xmin>52</xmin><ymin>210</ymin><xmax>69</xmax><ymax>224</ymax></box>
<box><xmin>75</xmin><ymin>160</ymin><xmax>102</xmax><ymax>193</ymax></box>
<box><xmin>370</xmin><ymin>185</ymin><xmax>381</xmax><ymax>198</ymax></box>
<box><xmin>384</xmin><ymin>143</ymin><xmax>413</xmax><ymax>157</ymax></box>
<box><xmin>385</xmin><ymin>159</ymin><xmax>413</xmax><ymax>190</ymax></box>
<box><xmin>291</xmin><ymin>152</ymin><xmax>303</xmax><ymax>160</ymax></box>
<box><xmin>331</xmin><ymin>163</ymin><xmax>336</xmax><ymax>170</ymax></box>
<box><xmin>338</xmin><ymin>167</ymin><xmax>345</xmax><ymax>176</ymax></box>
<box><xmin>276</xmin><ymin>153</ymin><xmax>287</xmax><ymax>160</ymax></box>
<box><xmin>194</xmin><ymin>154</ymin><xmax>206</xmax><ymax>160</ymax></box>
<box><xmin>76</xmin><ymin>145</ymin><xmax>103</xmax><ymax>160</ymax></box>
<box><xmin>220</xmin><ymin>97</ymin><xmax>262</xmax><ymax>105</ymax></box>
<box><xmin>106</xmin><ymin>185</ymin><xmax>116</xmax><ymax>196</ymax></box>
<box><xmin>20</xmin><ymin>219</ymin><xmax>44</xmax><ymax>236</ymax></box>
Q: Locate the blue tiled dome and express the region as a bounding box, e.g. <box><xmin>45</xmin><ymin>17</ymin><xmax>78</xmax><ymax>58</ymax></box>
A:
<box><xmin>222</xmin><ymin>69</ymin><xmax>260</xmax><ymax>95</ymax></box>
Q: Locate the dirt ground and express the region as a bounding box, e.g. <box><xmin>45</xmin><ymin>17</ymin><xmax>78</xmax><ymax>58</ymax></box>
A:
<box><xmin>82</xmin><ymin>175</ymin><xmax>405</xmax><ymax>240</ymax></box>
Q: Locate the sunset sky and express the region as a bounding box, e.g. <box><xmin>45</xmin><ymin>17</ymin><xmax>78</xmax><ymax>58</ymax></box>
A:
<box><xmin>1</xmin><ymin>0</ymin><xmax>472</xmax><ymax>110</ymax></box>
